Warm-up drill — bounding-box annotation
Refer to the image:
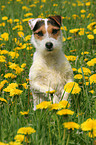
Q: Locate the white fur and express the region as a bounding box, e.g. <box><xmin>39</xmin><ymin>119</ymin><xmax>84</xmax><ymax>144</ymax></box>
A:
<box><xmin>29</xmin><ymin>18</ymin><xmax>73</xmax><ymax>110</ymax></box>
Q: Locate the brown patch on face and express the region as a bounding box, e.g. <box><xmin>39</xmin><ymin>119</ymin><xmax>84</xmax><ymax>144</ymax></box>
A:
<box><xmin>34</xmin><ymin>25</ymin><xmax>46</xmax><ymax>40</ymax></box>
<box><xmin>47</xmin><ymin>24</ymin><xmax>60</xmax><ymax>40</ymax></box>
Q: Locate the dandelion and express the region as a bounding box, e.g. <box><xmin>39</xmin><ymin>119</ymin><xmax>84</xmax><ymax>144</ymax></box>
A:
<box><xmin>2</xmin><ymin>16</ymin><xmax>8</xmax><ymax>20</ymax></box>
<box><xmin>89</xmin><ymin>129</ymin><xmax>96</xmax><ymax>138</ymax></box>
<box><xmin>24</xmin><ymin>13</ymin><xmax>33</xmax><ymax>17</ymax></box>
<box><xmin>72</xmin><ymin>68</ymin><xmax>77</xmax><ymax>72</ymax></box>
<box><xmin>21</xmin><ymin>63</ymin><xmax>26</xmax><ymax>68</ymax></box>
<box><xmin>3</xmin><ymin>83</ymin><xmax>18</xmax><ymax>92</ymax></box>
<box><xmin>1</xmin><ymin>32</ymin><xmax>9</xmax><ymax>41</ymax></box>
<box><xmin>89</xmin><ymin>90</ymin><xmax>94</xmax><ymax>94</ymax></box>
<box><xmin>57</xmin><ymin>109</ymin><xmax>74</xmax><ymax>116</ymax></box>
<box><xmin>14</xmin><ymin>134</ymin><xmax>25</xmax><ymax>143</ymax></box>
<box><xmin>87</xmin><ymin>34</ymin><xmax>94</xmax><ymax>39</ymax></box>
<box><xmin>81</xmin><ymin>51</ymin><xmax>89</xmax><ymax>55</ymax></box>
<box><xmin>74</xmin><ymin>74</ymin><xmax>83</xmax><ymax>79</ymax></box>
<box><xmin>9</xmin><ymin>88</ymin><xmax>23</xmax><ymax>96</ymax></box>
<box><xmin>69</xmin><ymin>28</ymin><xmax>79</xmax><ymax>34</ymax></box>
<box><xmin>65</xmin><ymin>55</ymin><xmax>77</xmax><ymax>61</ymax></box>
<box><xmin>59</xmin><ymin>100</ymin><xmax>70</xmax><ymax>108</ymax></box>
<box><xmin>0</xmin><ymin>80</ymin><xmax>8</xmax><ymax>90</ymax></box>
<box><xmin>17</xmin><ymin>127</ymin><xmax>36</xmax><ymax>135</ymax></box>
<box><xmin>86</xmin><ymin>2</ymin><xmax>91</xmax><ymax>6</ymax></box>
<box><xmin>46</xmin><ymin>90</ymin><xmax>56</xmax><ymax>94</ymax></box>
<box><xmin>20</xmin><ymin>109</ymin><xmax>29</xmax><ymax>115</ymax></box>
<box><xmin>4</xmin><ymin>73</ymin><xmax>16</xmax><ymax>79</ymax></box>
<box><xmin>64</xmin><ymin>82</ymin><xmax>81</xmax><ymax>94</ymax></box>
<box><xmin>0</xmin><ymin>142</ymin><xmax>8</xmax><ymax>145</ymax></box>
<box><xmin>0</xmin><ymin>98</ymin><xmax>8</xmax><ymax>103</ymax></box>
<box><xmin>36</xmin><ymin>101</ymin><xmax>52</xmax><ymax>109</ymax></box>
<box><xmin>80</xmin><ymin>9</ymin><xmax>86</xmax><ymax>13</ymax></box>
<box><xmin>22</xmin><ymin>83</ymin><xmax>28</xmax><ymax>89</ymax></box>
<box><xmin>93</xmin><ymin>29</ymin><xmax>96</xmax><ymax>34</ymax></box>
<box><xmin>50</xmin><ymin>103</ymin><xmax>61</xmax><ymax>110</ymax></box>
<box><xmin>87</xmin><ymin>22</ymin><xmax>96</xmax><ymax>31</ymax></box>
<box><xmin>89</xmin><ymin>74</ymin><xmax>96</xmax><ymax>84</ymax></box>
<box><xmin>0</xmin><ymin>55</ymin><xmax>6</xmax><ymax>62</ymax></box>
<box><xmin>81</xmin><ymin>118</ymin><xmax>96</xmax><ymax>131</ymax></box>
<box><xmin>78</xmin><ymin>67</ymin><xmax>91</xmax><ymax>75</ymax></box>
<box><xmin>18</xmin><ymin>31</ymin><xmax>24</xmax><ymax>37</ymax></box>
<box><xmin>63</xmin><ymin>122</ymin><xmax>80</xmax><ymax>130</ymax></box>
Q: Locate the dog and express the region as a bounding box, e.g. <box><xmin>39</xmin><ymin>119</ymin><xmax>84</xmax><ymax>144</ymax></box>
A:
<box><xmin>28</xmin><ymin>15</ymin><xmax>73</xmax><ymax>110</ymax></box>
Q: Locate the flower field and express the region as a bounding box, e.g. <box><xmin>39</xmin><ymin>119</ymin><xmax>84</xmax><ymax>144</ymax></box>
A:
<box><xmin>0</xmin><ymin>0</ymin><xmax>96</xmax><ymax>144</ymax></box>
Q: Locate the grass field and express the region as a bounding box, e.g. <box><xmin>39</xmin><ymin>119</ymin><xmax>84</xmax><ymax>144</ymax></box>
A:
<box><xmin>0</xmin><ymin>0</ymin><xmax>96</xmax><ymax>144</ymax></box>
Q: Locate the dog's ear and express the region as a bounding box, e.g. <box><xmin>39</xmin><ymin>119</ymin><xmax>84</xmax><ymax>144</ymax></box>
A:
<box><xmin>28</xmin><ymin>18</ymin><xmax>42</xmax><ymax>30</ymax></box>
<box><xmin>48</xmin><ymin>15</ymin><xmax>62</xmax><ymax>27</ymax></box>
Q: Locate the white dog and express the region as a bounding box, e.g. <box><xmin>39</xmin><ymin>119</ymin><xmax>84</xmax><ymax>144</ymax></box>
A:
<box><xmin>28</xmin><ymin>16</ymin><xmax>73</xmax><ymax>110</ymax></box>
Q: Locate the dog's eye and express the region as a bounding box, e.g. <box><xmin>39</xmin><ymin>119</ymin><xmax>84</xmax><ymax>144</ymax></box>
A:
<box><xmin>36</xmin><ymin>31</ymin><xmax>43</xmax><ymax>36</ymax></box>
<box><xmin>52</xmin><ymin>29</ymin><xmax>59</xmax><ymax>35</ymax></box>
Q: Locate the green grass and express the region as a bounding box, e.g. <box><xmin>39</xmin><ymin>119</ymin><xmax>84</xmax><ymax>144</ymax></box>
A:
<box><xmin>0</xmin><ymin>0</ymin><xmax>96</xmax><ymax>144</ymax></box>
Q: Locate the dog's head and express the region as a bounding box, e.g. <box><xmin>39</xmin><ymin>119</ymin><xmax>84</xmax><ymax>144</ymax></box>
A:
<box><xmin>29</xmin><ymin>16</ymin><xmax>62</xmax><ymax>54</ymax></box>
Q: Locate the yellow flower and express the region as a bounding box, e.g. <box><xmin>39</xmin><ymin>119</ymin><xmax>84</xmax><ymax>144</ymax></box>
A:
<box><xmin>14</xmin><ymin>134</ymin><xmax>25</xmax><ymax>142</ymax></box>
<box><xmin>46</xmin><ymin>90</ymin><xmax>56</xmax><ymax>94</ymax></box>
<box><xmin>86</xmin><ymin>2</ymin><xmax>91</xmax><ymax>6</ymax></box>
<box><xmin>21</xmin><ymin>63</ymin><xmax>26</xmax><ymax>68</ymax></box>
<box><xmin>57</xmin><ymin>109</ymin><xmax>74</xmax><ymax>116</ymax></box>
<box><xmin>87</xmin><ymin>34</ymin><xmax>94</xmax><ymax>39</ymax></box>
<box><xmin>63</xmin><ymin>122</ymin><xmax>80</xmax><ymax>130</ymax></box>
<box><xmin>78</xmin><ymin>67</ymin><xmax>91</xmax><ymax>75</ymax></box>
<box><xmin>0</xmin><ymin>80</ymin><xmax>8</xmax><ymax>90</ymax></box>
<box><xmin>50</xmin><ymin>103</ymin><xmax>61</xmax><ymax>110</ymax></box>
<box><xmin>69</xmin><ymin>28</ymin><xmax>79</xmax><ymax>33</ymax></box>
<box><xmin>24</xmin><ymin>13</ymin><xmax>33</xmax><ymax>17</ymax></box>
<box><xmin>87</xmin><ymin>22</ymin><xmax>96</xmax><ymax>31</ymax></box>
<box><xmin>3</xmin><ymin>83</ymin><xmax>18</xmax><ymax>92</ymax></box>
<box><xmin>2</xmin><ymin>16</ymin><xmax>8</xmax><ymax>20</ymax></box>
<box><xmin>9</xmin><ymin>51</ymin><xmax>19</xmax><ymax>59</ymax></box>
<box><xmin>0</xmin><ymin>142</ymin><xmax>8</xmax><ymax>145</ymax></box>
<box><xmin>18</xmin><ymin>31</ymin><xmax>24</xmax><ymax>37</ymax></box>
<box><xmin>87</xmin><ymin>60</ymin><xmax>95</xmax><ymax>66</ymax></box>
<box><xmin>4</xmin><ymin>73</ymin><xmax>16</xmax><ymax>79</ymax></box>
<box><xmin>89</xmin><ymin>129</ymin><xmax>96</xmax><ymax>138</ymax></box>
<box><xmin>62</xmin><ymin>36</ymin><xmax>66</xmax><ymax>42</ymax></box>
<box><xmin>74</xmin><ymin>74</ymin><xmax>83</xmax><ymax>79</ymax></box>
<box><xmin>9</xmin><ymin>88</ymin><xmax>23</xmax><ymax>96</ymax></box>
<box><xmin>89</xmin><ymin>74</ymin><xmax>96</xmax><ymax>84</ymax></box>
<box><xmin>0</xmin><ymin>55</ymin><xmax>6</xmax><ymax>62</ymax></box>
<box><xmin>22</xmin><ymin>83</ymin><xmax>28</xmax><ymax>89</ymax></box>
<box><xmin>72</xmin><ymin>68</ymin><xmax>77</xmax><ymax>72</ymax></box>
<box><xmin>81</xmin><ymin>51</ymin><xmax>89</xmax><ymax>55</ymax></box>
<box><xmin>17</xmin><ymin>127</ymin><xmax>36</xmax><ymax>134</ymax></box>
<box><xmin>59</xmin><ymin>100</ymin><xmax>70</xmax><ymax>108</ymax></box>
<box><xmin>89</xmin><ymin>90</ymin><xmax>94</xmax><ymax>94</ymax></box>
<box><xmin>20</xmin><ymin>109</ymin><xmax>29</xmax><ymax>115</ymax></box>
<box><xmin>0</xmin><ymin>50</ymin><xmax>9</xmax><ymax>54</ymax></box>
<box><xmin>81</xmin><ymin>118</ymin><xmax>96</xmax><ymax>131</ymax></box>
<box><xmin>87</xmin><ymin>58</ymin><xmax>96</xmax><ymax>66</ymax></box>
<box><xmin>36</xmin><ymin>101</ymin><xmax>52</xmax><ymax>109</ymax></box>
<box><xmin>0</xmin><ymin>98</ymin><xmax>8</xmax><ymax>103</ymax></box>
<box><xmin>64</xmin><ymin>82</ymin><xmax>81</xmax><ymax>94</ymax></box>
<box><xmin>93</xmin><ymin>29</ymin><xmax>96</xmax><ymax>34</ymax></box>
<box><xmin>1</xmin><ymin>32</ymin><xmax>9</xmax><ymax>41</ymax></box>
<box><xmin>80</xmin><ymin>9</ymin><xmax>86</xmax><ymax>13</ymax></box>
<box><xmin>65</xmin><ymin>55</ymin><xmax>77</xmax><ymax>61</ymax></box>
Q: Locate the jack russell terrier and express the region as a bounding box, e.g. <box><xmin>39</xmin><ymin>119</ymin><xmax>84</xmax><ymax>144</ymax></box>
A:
<box><xmin>28</xmin><ymin>15</ymin><xmax>73</xmax><ymax>110</ymax></box>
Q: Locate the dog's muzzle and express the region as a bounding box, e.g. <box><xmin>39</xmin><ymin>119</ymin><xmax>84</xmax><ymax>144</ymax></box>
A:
<box><xmin>45</xmin><ymin>42</ymin><xmax>53</xmax><ymax>51</ymax></box>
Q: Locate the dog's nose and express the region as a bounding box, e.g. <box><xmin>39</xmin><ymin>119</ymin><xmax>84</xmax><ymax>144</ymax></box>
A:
<box><xmin>45</xmin><ymin>42</ymin><xmax>53</xmax><ymax>51</ymax></box>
